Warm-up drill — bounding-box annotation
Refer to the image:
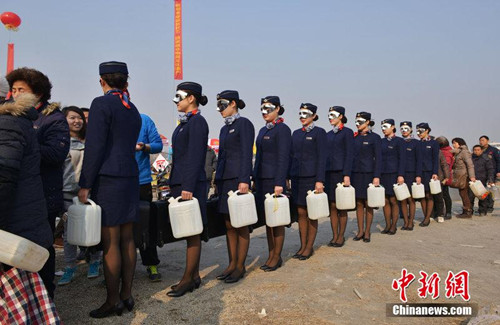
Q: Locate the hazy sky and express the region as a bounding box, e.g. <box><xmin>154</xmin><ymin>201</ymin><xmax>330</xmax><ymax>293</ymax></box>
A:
<box><xmin>2</xmin><ymin>0</ymin><xmax>499</xmax><ymax>147</ymax></box>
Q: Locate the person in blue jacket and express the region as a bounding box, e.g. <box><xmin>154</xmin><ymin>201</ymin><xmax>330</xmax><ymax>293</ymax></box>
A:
<box><xmin>351</xmin><ymin>112</ymin><xmax>382</xmax><ymax>243</ymax></box>
<box><xmin>214</xmin><ymin>90</ymin><xmax>255</xmax><ymax>283</ymax></box>
<box><xmin>167</xmin><ymin>82</ymin><xmax>209</xmax><ymax>297</ymax></box>
<box><xmin>78</xmin><ymin>61</ymin><xmax>142</xmax><ymax>318</ymax></box>
<box><xmin>380</xmin><ymin>119</ymin><xmax>406</xmax><ymax>235</ymax></box>
<box><xmin>325</xmin><ymin>106</ymin><xmax>354</xmax><ymax>248</ymax></box>
<box><xmin>399</xmin><ymin>121</ymin><xmax>422</xmax><ymax>230</ymax></box>
<box><xmin>416</xmin><ymin>122</ymin><xmax>440</xmax><ymax>227</ymax></box>
<box><xmin>253</xmin><ymin>96</ymin><xmax>291</xmax><ymax>272</ymax></box>
<box><xmin>135</xmin><ymin>113</ymin><xmax>163</xmax><ymax>282</ymax></box>
<box><xmin>290</xmin><ymin>103</ymin><xmax>326</xmax><ymax>260</ymax></box>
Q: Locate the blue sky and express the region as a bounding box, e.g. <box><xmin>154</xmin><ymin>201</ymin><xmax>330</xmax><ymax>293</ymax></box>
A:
<box><xmin>2</xmin><ymin>0</ymin><xmax>499</xmax><ymax>147</ymax></box>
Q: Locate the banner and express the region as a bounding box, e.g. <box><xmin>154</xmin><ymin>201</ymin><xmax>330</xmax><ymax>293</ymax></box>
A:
<box><xmin>7</xmin><ymin>43</ymin><xmax>14</xmax><ymax>74</ymax></box>
<box><xmin>174</xmin><ymin>0</ymin><xmax>183</xmax><ymax>80</ymax></box>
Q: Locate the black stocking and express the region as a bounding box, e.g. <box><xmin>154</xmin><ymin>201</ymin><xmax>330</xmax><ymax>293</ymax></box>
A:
<box><xmin>101</xmin><ymin>226</ymin><xmax>121</xmax><ymax>307</ymax></box>
<box><xmin>355</xmin><ymin>199</ymin><xmax>365</xmax><ymax>237</ymax></box>
<box><xmin>223</xmin><ymin>214</ymin><xmax>237</xmax><ymax>274</ymax></box>
<box><xmin>296</xmin><ymin>206</ymin><xmax>308</xmax><ymax>255</ymax></box>
<box><xmin>119</xmin><ymin>223</ymin><xmax>136</xmax><ymax>301</ymax></box>
<box><xmin>329</xmin><ymin>202</ymin><xmax>339</xmax><ymax>243</ymax></box>
<box><xmin>177</xmin><ymin>235</ymin><xmax>201</xmax><ymax>287</ymax></box>
<box><xmin>388</xmin><ymin>196</ymin><xmax>399</xmax><ymax>232</ymax></box>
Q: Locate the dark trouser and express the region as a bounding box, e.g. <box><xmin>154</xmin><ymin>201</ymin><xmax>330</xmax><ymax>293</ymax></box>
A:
<box><xmin>38</xmin><ymin>210</ymin><xmax>57</xmax><ymax>299</ymax></box>
<box><xmin>485</xmin><ymin>192</ymin><xmax>494</xmax><ymax>210</ymax></box>
<box><xmin>458</xmin><ymin>187</ymin><xmax>471</xmax><ymax>211</ymax></box>
<box><xmin>433</xmin><ymin>192</ymin><xmax>445</xmax><ymax>217</ymax></box>
<box><xmin>442</xmin><ymin>185</ymin><xmax>452</xmax><ymax>215</ymax></box>
<box><xmin>138</xmin><ymin>183</ymin><xmax>160</xmax><ymax>266</ymax></box>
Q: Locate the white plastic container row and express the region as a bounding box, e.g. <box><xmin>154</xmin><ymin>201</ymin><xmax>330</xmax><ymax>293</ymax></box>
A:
<box><xmin>227</xmin><ymin>190</ymin><xmax>258</xmax><ymax>227</ymax></box>
<box><xmin>306</xmin><ymin>190</ymin><xmax>330</xmax><ymax>220</ymax></box>
<box><xmin>168</xmin><ymin>196</ymin><xmax>203</xmax><ymax>239</ymax></box>
<box><xmin>67</xmin><ymin>197</ymin><xmax>101</xmax><ymax>246</ymax></box>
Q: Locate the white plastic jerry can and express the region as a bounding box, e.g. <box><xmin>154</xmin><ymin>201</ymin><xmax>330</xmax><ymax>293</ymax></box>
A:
<box><xmin>67</xmin><ymin>197</ymin><xmax>102</xmax><ymax>246</ymax></box>
<box><xmin>306</xmin><ymin>190</ymin><xmax>330</xmax><ymax>220</ymax></box>
<box><xmin>393</xmin><ymin>183</ymin><xmax>411</xmax><ymax>201</ymax></box>
<box><xmin>264</xmin><ymin>193</ymin><xmax>291</xmax><ymax>227</ymax></box>
<box><xmin>367</xmin><ymin>183</ymin><xmax>385</xmax><ymax>208</ymax></box>
<box><xmin>469</xmin><ymin>180</ymin><xmax>488</xmax><ymax>199</ymax></box>
<box><xmin>335</xmin><ymin>183</ymin><xmax>356</xmax><ymax>210</ymax></box>
<box><xmin>0</xmin><ymin>230</ymin><xmax>50</xmax><ymax>272</ymax></box>
<box><xmin>411</xmin><ymin>182</ymin><xmax>425</xmax><ymax>199</ymax></box>
<box><xmin>168</xmin><ymin>196</ymin><xmax>203</xmax><ymax>239</ymax></box>
<box><xmin>429</xmin><ymin>179</ymin><xmax>442</xmax><ymax>194</ymax></box>
<box><xmin>227</xmin><ymin>190</ymin><xmax>258</xmax><ymax>228</ymax></box>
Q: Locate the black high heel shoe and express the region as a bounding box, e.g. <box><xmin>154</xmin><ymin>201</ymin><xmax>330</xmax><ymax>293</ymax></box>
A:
<box><xmin>264</xmin><ymin>258</ymin><xmax>283</xmax><ymax>272</ymax></box>
<box><xmin>363</xmin><ymin>234</ymin><xmax>371</xmax><ymax>243</ymax></box>
<box><xmin>381</xmin><ymin>228</ymin><xmax>390</xmax><ymax>234</ymax></box>
<box><xmin>225</xmin><ymin>268</ymin><xmax>246</xmax><ymax>283</ymax></box>
<box><xmin>353</xmin><ymin>233</ymin><xmax>364</xmax><ymax>241</ymax></box>
<box><xmin>167</xmin><ymin>281</ymin><xmax>195</xmax><ymax>298</ymax></box>
<box><xmin>388</xmin><ymin>228</ymin><xmax>397</xmax><ymax>235</ymax></box>
<box><xmin>292</xmin><ymin>251</ymin><xmax>303</xmax><ymax>258</ymax></box>
<box><xmin>419</xmin><ymin>220</ymin><xmax>430</xmax><ymax>227</ymax></box>
<box><xmin>89</xmin><ymin>301</ymin><xmax>124</xmax><ymax>318</ymax></box>
<box><xmin>122</xmin><ymin>297</ymin><xmax>135</xmax><ymax>312</ymax></box>
<box><xmin>299</xmin><ymin>249</ymin><xmax>314</xmax><ymax>260</ymax></box>
<box><xmin>171</xmin><ymin>277</ymin><xmax>201</xmax><ymax>290</ymax></box>
<box><xmin>216</xmin><ymin>273</ymin><xmax>231</xmax><ymax>281</ymax></box>
<box><xmin>260</xmin><ymin>264</ymin><xmax>270</xmax><ymax>270</ymax></box>
<box><xmin>401</xmin><ymin>225</ymin><xmax>408</xmax><ymax>230</ymax></box>
<box><xmin>333</xmin><ymin>237</ymin><xmax>345</xmax><ymax>247</ymax></box>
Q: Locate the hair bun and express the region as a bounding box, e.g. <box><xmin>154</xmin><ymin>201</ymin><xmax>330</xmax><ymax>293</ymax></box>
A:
<box><xmin>369</xmin><ymin>120</ymin><xmax>375</xmax><ymax>127</ymax></box>
<box><xmin>199</xmin><ymin>95</ymin><xmax>208</xmax><ymax>106</ymax></box>
<box><xmin>342</xmin><ymin>116</ymin><xmax>348</xmax><ymax>124</ymax></box>
<box><xmin>238</xmin><ymin>99</ymin><xmax>246</xmax><ymax>109</ymax></box>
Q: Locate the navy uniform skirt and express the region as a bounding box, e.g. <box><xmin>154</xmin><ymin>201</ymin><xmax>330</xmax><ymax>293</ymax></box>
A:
<box><xmin>351</xmin><ymin>172</ymin><xmax>374</xmax><ymax>200</ymax></box>
<box><xmin>170</xmin><ymin>180</ymin><xmax>208</xmax><ymax>224</ymax></box>
<box><xmin>92</xmin><ymin>175</ymin><xmax>139</xmax><ymax>227</ymax></box>
<box><xmin>215</xmin><ymin>178</ymin><xmax>239</xmax><ymax>214</ymax></box>
<box><xmin>421</xmin><ymin>171</ymin><xmax>433</xmax><ymax>193</ymax></box>
<box><xmin>404</xmin><ymin>171</ymin><xmax>416</xmax><ymax>191</ymax></box>
<box><xmin>291</xmin><ymin>177</ymin><xmax>316</xmax><ymax>206</ymax></box>
<box><xmin>325</xmin><ymin>171</ymin><xmax>343</xmax><ymax>202</ymax></box>
<box><xmin>381</xmin><ymin>172</ymin><xmax>398</xmax><ymax>196</ymax></box>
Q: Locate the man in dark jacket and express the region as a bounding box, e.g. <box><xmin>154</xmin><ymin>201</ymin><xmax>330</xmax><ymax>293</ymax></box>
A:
<box><xmin>479</xmin><ymin>135</ymin><xmax>500</xmax><ymax>213</ymax></box>
<box><xmin>470</xmin><ymin>145</ymin><xmax>495</xmax><ymax>216</ymax></box>
<box><xmin>6</xmin><ymin>68</ymin><xmax>70</xmax><ymax>298</ymax></box>
<box><xmin>0</xmin><ymin>94</ymin><xmax>53</xmax><ymax>270</ymax></box>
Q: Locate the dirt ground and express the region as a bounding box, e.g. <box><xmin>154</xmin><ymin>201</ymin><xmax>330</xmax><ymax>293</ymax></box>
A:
<box><xmin>53</xmin><ymin>198</ymin><xmax>500</xmax><ymax>325</ymax></box>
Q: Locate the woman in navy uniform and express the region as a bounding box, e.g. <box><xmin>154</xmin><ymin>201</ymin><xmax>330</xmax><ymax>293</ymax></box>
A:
<box><xmin>253</xmin><ymin>96</ymin><xmax>291</xmax><ymax>272</ymax></box>
<box><xmin>351</xmin><ymin>112</ymin><xmax>382</xmax><ymax>243</ymax></box>
<box><xmin>167</xmin><ymin>82</ymin><xmax>209</xmax><ymax>296</ymax></box>
<box><xmin>290</xmin><ymin>103</ymin><xmax>326</xmax><ymax>260</ymax></box>
<box><xmin>325</xmin><ymin>106</ymin><xmax>354</xmax><ymax>248</ymax></box>
<box><xmin>416</xmin><ymin>122</ymin><xmax>439</xmax><ymax>227</ymax></box>
<box><xmin>399</xmin><ymin>121</ymin><xmax>422</xmax><ymax>230</ymax></box>
<box><xmin>78</xmin><ymin>61</ymin><xmax>142</xmax><ymax>318</ymax></box>
<box><xmin>380</xmin><ymin>119</ymin><xmax>406</xmax><ymax>235</ymax></box>
<box><xmin>214</xmin><ymin>90</ymin><xmax>255</xmax><ymax>283</ymax></box>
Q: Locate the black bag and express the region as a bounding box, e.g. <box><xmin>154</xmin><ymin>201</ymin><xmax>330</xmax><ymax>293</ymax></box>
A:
<box><xmin>205</xmin><ymin>195</ymin><xmax>226</xmax><ymax>240</ymax></box>
<box><xmin>133</xmin><ymin>201</ymin><xmax>151</xmax><ymax>251</ymax></box>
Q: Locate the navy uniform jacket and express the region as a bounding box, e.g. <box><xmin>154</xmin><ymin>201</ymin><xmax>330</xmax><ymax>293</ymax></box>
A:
<box><xmin>420</xmin><ymin>139</ymin><xmax>439</xmax><ymax>174</ymax></box>
<box><xmin>215</xmin><ymin>117</ymin><xmax>255</xmax><ymax>184</ymax></box>
<box><xmin>169</xmin><ymin>113</ymin><xmax>209</xmax><ymax>192</ymax></box>
<box><xmin>253</xmin><ymin>123</ymin><xmax>292</xmax><ymax>187</ymax></box>
<box><xmin>381</xmin><ymin>136</ymin><xmax>406</xmax><ymax>176</ymax></box>
<box><xmin>326</xmin><ymin>126</ymin><xmax>354</xmax><ymax>176</ymax></box>
<box><xmin>289</xmin><ymin>126</ymin><xmax>327</xmax><ymax>182</ymax></box>
<box><xmin>79</xmin><ymin>94</ymin><xmax>141</xmax><ymax>189</ymax></box>
<box><xmin>352</xmin><ymin>131</ymin><xmax>382</xmax><ymax>178</ymax></box>
<box><xmin>402</xmin><ymin>138</ymin><xmax>423</xmax><ymax>177</ymax></box>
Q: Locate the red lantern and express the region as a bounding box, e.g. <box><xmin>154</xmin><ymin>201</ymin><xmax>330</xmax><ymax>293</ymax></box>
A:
<box><xmin>1</xmin><ymin>12</ymin><xmax>22</xmax><ymax>31</ymax></box>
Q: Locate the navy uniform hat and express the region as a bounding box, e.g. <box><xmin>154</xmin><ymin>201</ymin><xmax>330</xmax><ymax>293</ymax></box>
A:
<box><xmin>416</xmin><ymin>122</ymin><xmax>430</xmax><ymax>130</ymax></box>
<box><xmin>300</xmin><ymin>103</ymin><xmax>318</xmax><ymax>121</ymax></box>
<box><xmin>400</xmin><ymin>121</ymin><xmax>412</xmax><ymax>128</ymax></box>
<box><xmin>217</xmin><ymin>90</ymin><xmax>245</xmax><ymax>109</ymax></box>
<box><xmin>356</xmin><ymin>111</ymin><xmax>371</xmax><ymax>120</ymax></box>
<box><xmin>261</xmin><ymin>96</ymin><xmax>280</xmax><ymax>106</ymax></box>
<box><xmin>217</xmin><ymin>90</ymin><xmax>239</xmax><ymax>101</ymax></box>
<box><xmin>99</xmin><ymin>61</ymin><xmax>128</xmax><ymax>75</ymax></box>
<box><xmin>262</xmin><ymin>96</ymin><xmax>284</xmax><ymax>115</ymax></box>
<box><xmin>381</xmin><ymin>118</ymin><xmax>395</xmax><ymax>126</ymax></box>
<box><xmin>177</xmin><ymin>81</ymin><xmax>202</xmax><ymax>96</ymax></box>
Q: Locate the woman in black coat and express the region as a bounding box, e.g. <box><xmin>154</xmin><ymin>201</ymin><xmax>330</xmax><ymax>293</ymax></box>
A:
<box><xmin>167</xmin><ymin>82</ymin><xmax>209</xmax><ymax>296</ymax></box>
<box><xmin>214</xmin><ymin>90</ymin><xmax>255</xmax><ymax>283</ymax></box>
<box><xmin>0</xmin><ymin>94</ymin><xmax>53</xmax><ymax>254</ymax></box>
<box><xmin>79</xmin><ymin>62</ymin><xmax>142</xmax><ymax>318</ymax></box>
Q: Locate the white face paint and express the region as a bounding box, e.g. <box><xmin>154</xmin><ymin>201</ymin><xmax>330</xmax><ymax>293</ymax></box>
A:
<box><xmin>299</xmin><ymin>109</ymin><xmax>314</xmax><ymax>119</ymax></box>
<box><xmin>261</xmin><ymin>103</ymin><xmax>277</xmax><ymax>115</ymax></box>
<box><xmin>172</xmin><ymin>90</ymin><xmax>188</xmax><ymax>104</ymax></box>
<box><xmin>355</xmin><ymin>118</ymin><xmax>367</xmax><ymax>126</ymax></box>
<box><xmin>381</xmin><ymin>123</ymin><xmax>392</xmax><ymax>131</ymax></box>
